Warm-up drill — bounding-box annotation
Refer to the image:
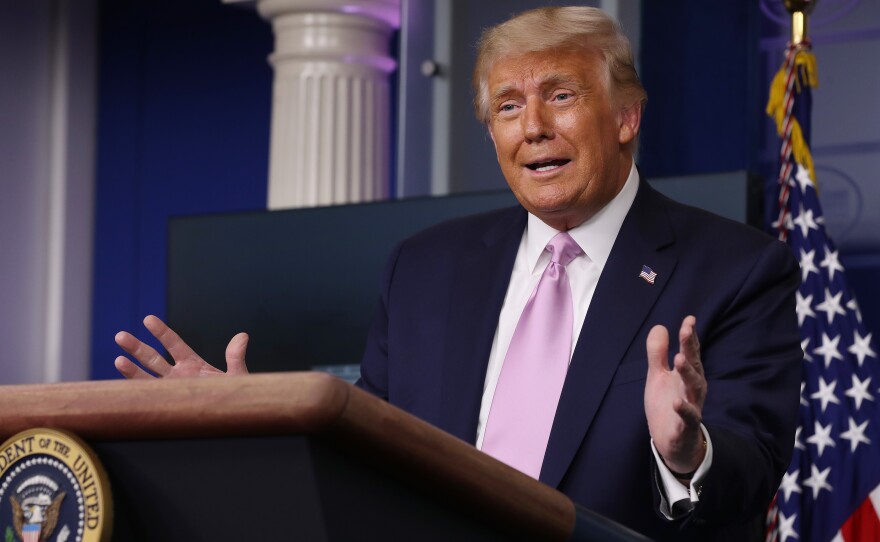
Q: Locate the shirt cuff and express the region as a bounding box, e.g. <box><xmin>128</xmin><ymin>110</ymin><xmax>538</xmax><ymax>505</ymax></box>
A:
<box><xmin>650</xmin><ymin>424</ymin><xmax>713</xmax><ymax>520</ymax></box>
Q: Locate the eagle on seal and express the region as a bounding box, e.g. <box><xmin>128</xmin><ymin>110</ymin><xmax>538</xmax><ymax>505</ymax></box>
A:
<box><xmin>10</xmin><ymin>492</ymin><xmax>66</xmax><ymax>542</ymax></box>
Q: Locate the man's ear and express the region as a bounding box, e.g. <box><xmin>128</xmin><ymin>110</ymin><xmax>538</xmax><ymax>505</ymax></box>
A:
<box><xmin>618</xmin><ymin>102</ymin><xmax>642</xmax><ymax>146</ymax></box>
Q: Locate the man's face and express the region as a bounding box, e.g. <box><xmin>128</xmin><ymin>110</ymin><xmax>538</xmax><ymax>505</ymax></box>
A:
<box><xmin>487</xmin><ymin>48</ymin><xmax>639</xmax><ymax>230</ymax></box>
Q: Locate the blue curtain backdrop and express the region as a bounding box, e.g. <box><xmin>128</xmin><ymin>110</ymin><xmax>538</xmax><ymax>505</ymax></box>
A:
<box><xmin>639</xmin><ymin>1</ymin><xmax>762</xmax><ymax>178</ymax></box>
<box><xmin>90</xmin><ymin>0</ymin><xmax>271</xmax><ymax>379</ymax></box>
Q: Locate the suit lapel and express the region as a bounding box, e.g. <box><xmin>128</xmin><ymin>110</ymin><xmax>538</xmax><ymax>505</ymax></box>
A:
<box><xmin>540</xmin><ymin>180</ymin><xmax>678</xmax><ymax>487</ymax></box>
<box><xmin>438</xmin><ymin>207</ymin><xmax>526</xmax><ymax>443</ymax></box>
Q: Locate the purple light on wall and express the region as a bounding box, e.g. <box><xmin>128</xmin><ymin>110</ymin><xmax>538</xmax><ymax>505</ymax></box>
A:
<box><xmin>760</xmin><ymin>0</ymin><xmax>860</xmax><ymax>27</ymax></box>
<box><xmin>341</xmin><ymin>3</ymin><xmax>401</xmax><ymax>28</ymax></box>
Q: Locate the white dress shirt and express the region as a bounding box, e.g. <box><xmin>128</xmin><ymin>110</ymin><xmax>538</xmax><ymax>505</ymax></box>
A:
<box><xmin>475</xmin><ymin>163</ymin><xmax>711</xmax><ymax>517</ymax></box>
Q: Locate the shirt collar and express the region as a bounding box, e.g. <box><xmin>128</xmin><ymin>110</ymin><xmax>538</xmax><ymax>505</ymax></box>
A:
<box><xmin>524</xmin><ymin>162</ymin><xmax>639</xmax><ymax>273</ymax></box>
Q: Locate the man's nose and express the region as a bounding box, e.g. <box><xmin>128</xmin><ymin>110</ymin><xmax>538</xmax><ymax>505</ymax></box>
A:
<box><xmin>521</xmin><ymin>98</ymin><xmax>554</xmax><ymax>141</ymax></box>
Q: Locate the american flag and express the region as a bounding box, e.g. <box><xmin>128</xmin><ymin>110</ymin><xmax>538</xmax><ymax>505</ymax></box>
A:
<box><xmin>765</xmin><ymin>40</ymin><xmax>880</xmax><ymax>542</ymax></box>
<box><xmin>639</xmin><ymin>265</ymin><xmax>657</xmax><ymax>285</ymax></box>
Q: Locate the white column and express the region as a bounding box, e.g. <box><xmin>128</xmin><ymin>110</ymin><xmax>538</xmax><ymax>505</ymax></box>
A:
<box><xmin>256</xmin><ymin>0</ymin><xmax>400</xmax><ymax>209</ymax></box>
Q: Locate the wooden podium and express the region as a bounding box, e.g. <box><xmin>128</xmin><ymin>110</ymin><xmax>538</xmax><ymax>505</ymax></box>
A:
<box><xmin>0</xmin><ymin>373</ymin><xmax>651</xmax><ymax>541</ymax></box>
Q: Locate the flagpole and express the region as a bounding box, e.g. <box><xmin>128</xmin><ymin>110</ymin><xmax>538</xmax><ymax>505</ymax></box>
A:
<box><xmin>784</xmin><ymin>0</ymin><xmax>816</xmax><ymax>45</ymax></box>
<box><xmin>768</xmin><ymin>0</ymin><xmax>819</xmax><ymax>241</ymax></box>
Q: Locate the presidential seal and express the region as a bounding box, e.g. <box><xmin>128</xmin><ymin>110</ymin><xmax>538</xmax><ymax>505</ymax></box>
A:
<box><xmin>0</xmin><ymin>429</ymin><xmax>111</xmax><ymax>542</ymax></box>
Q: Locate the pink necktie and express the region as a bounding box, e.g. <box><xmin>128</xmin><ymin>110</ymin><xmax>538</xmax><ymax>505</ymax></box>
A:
<box><xmin>482</xmin><ymin>231</ymin><xmax>583</xmax><ymax>478</ymax></box>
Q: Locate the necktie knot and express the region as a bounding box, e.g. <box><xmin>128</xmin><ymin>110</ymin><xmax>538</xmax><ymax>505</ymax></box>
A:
<box><xmin>547</xmin><ymin>232</ymin><xmax>582</xmax><ymax>267</ymax></box>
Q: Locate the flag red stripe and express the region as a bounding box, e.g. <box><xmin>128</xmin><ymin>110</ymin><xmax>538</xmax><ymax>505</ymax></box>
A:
<box><xmin>840</xmin><ymin>494</ymin><xmax>880</xmax><ymax>542</ymax></box>
<box><xmin>766</xmin><ymin>495</ymin><xmax>779</xmax><ymax>542</ymax></box>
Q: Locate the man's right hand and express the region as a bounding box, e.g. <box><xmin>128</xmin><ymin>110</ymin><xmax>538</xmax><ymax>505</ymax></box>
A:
<box><xmin>114</xmin><ymin>315</ymin><xmax>249</xmax><ymax>379</ymax></box>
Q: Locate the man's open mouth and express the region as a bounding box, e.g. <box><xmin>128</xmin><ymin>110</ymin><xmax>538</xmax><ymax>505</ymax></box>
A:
<box><xmin>526</xmin><ymin>159</ymin><xmax>570</xmax><ymax>172</ymax></box>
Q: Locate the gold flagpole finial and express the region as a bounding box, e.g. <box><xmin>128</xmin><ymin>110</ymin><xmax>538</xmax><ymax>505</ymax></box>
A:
<box><xmin>784</xmin><ymin>0</ymin><xmax>817</xmax><ymax>45</ymax></box>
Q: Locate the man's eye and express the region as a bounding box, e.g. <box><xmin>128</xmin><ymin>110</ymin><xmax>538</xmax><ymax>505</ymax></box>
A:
<box><xmin>500</xmin><ymin>104</ymin><xmax>516</xmax><ymax>112</ymax></box>
<box><xmin>554</xmin><ymin>93</ymin><xmax>572</xmax><ymax>101</ymax></box>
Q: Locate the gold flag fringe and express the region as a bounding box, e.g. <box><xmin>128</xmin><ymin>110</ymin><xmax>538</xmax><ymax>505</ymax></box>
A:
<box><xmin>766</xmin><ymin>50</ymin><xmax>819</xmax><ymax>187</ymax></box>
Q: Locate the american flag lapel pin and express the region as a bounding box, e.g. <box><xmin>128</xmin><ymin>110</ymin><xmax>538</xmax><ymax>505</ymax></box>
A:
<box><xmin>639</xmin><ymin>265</ymin><xmax>657</xmax><ymax>285</ymax></box>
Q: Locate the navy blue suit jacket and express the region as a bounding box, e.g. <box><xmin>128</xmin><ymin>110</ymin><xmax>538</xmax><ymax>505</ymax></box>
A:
<box><xmin>358</xmin><ymin>179</ymin><xmax>802</xmax><ymax>540</ymax></box>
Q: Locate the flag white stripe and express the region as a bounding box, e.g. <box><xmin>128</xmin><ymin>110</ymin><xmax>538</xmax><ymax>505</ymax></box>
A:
<box><xmin>870</xmin><ymin>482</ymin><xmax>880</xmax><ymax>521</ymax></box>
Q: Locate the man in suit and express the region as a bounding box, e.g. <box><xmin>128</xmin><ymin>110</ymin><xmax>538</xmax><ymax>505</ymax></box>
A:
<box><xmin>115</xmin><ymin>6</ymin><xmax>802</xmax><ymax>540</ymax></box>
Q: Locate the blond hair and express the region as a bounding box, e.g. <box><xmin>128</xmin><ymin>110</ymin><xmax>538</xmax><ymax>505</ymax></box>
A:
<box><xmin>472</xmin><ymin>6</ymin><xmax>647</xmax><ymax>124</ymax></box>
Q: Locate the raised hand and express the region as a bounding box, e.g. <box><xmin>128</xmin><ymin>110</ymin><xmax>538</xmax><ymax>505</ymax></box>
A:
<box><xmin>114</xmin><ymin>315</ymin><xmax>249</xmax><ymax>379</ymax></box>
<box><xmin>644</xmin><ymin>315</ymin><xmax>707</xmax><ymax>475</ymax></box>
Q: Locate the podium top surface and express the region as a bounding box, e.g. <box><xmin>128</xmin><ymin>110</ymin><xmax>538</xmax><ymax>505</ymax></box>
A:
<box><xmin>0</xmin><ymin>372</ymin><xmax>578</xmax><ymax>541</ymax></box>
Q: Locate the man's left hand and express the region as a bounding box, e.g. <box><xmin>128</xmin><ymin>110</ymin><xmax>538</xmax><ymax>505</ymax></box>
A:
<box><xmin>644</xmin><ymin>315</ymin><xmax>707</xmax><ymax>475</ymax></box>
